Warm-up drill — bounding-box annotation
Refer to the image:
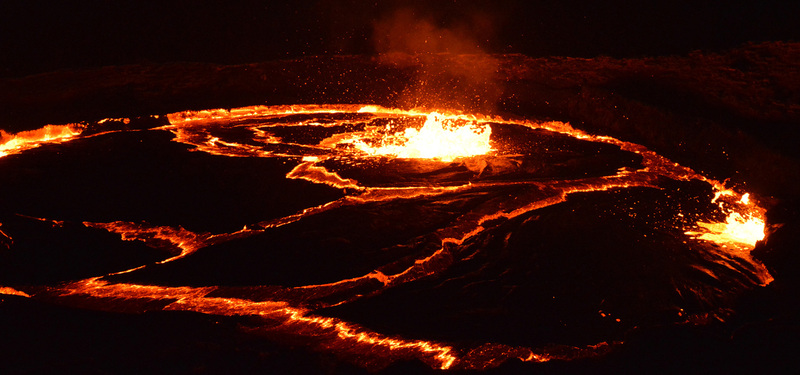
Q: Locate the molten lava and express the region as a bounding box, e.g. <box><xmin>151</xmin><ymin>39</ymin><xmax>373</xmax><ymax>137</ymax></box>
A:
<box><xmin>686</xmin><ymin>191</ymin><xmax>766</xmax><ymax>249</ymax></box>
<box><xmin>349</xmin><ymin>112</ymin><xmax>492</xmax><ymax>161</ymax></box>
<box><xmin>0</xmin><ymin>124</ymin><xmax>83</xmax><ymax>157</ymax></box>
<box><xmin>0</xmin><ymin>104</ymin><xmax>774</xmax><ymax>372</ymax></box>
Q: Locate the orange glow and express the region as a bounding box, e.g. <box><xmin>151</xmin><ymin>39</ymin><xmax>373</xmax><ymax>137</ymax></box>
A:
<box><xmin>0</xmin><ymin>124</ymin><xmax>83</xmax><ymax>157</ymax></box>
<box><xmin>4</xmin><ymin>103</ymin><xmax>777</xmax><ymax>371</ymax></box>
<box><xmin>97</xmin><ymin>117</ymin><xmax>131</xmax><ymax>124</ymax></box>
<box><xmin>56</xmin><ymin>278</ymin><xmax>458</xmax><ymax>370</ymax></box>
<box><xmin>0</xmin><ymin>286</ymin><xmax>30</xmax><ymax>297</ymax></box>
<box><xmin>692</xmin><ymin>212</ymin><xmax>766</xmax><ymax>247</ymax></box>
<box><xmin>686</xmin><ymin>190</ymin><xmax>766</xmax><ymax>249</ymax></box>
<box><xmin>43</xmin><ymin>276</ymin><xmax>617</xmax><ymax>370</ymax></box>
<box><xmin>348</xmin><ymin>112</ymin><xmax>493</xmax><ymax>162</ymax></box>
<box><xmin>0</xmin><ymin>223</ymin><xmax>11</xmax><ymax>248</ymax></box>
<box><xmin>83</xmin><ymin>221</ymin><xmax>256</xmax><ymax>266</ymax></box>
<box><xmin>159</xmin><ymin>103</ymin><xmax>773</xmax><ymax>286</ymax></box>
<box><xmin>286</xmin><ymin>158</ymin><xmax>362</xmax><ymax>189</ymax></box>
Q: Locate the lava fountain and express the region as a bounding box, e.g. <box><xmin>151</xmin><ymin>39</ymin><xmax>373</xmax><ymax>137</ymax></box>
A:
<box><xmin>0</xmin><ymin>104</ymin><xmax>771</xmax><ymax>371</ymax></box>
<box><xmin>347</xmin><ymin>111</ymin><xmax>492</xmax><ymax>161</ymax></box>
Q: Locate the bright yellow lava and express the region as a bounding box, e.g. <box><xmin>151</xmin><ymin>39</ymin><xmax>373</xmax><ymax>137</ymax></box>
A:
<box><xmin>693</xmin><ymin>213</ymin><xmax>765</xmax><ymax>247</ymax></box>
<box><xmin>686</xmin><ymin>192</ymin><xmax>766</xmax><ymax>248</ymax></box>
<box><xmin>0</xmin><ymin>125</ymin><xmax>83</xmax><ymax>157</ymax></box>
<box><xmin>351</xmin><ymin>112</ymin><xmax>492</xmax><ymax>162</ymax></box>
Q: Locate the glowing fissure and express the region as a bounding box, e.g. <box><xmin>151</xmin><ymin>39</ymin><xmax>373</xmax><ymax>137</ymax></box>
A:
<box><xmin>82</xmin><ymin>221</ymin><xmax>257</xmax><ymax>265</ymax></box>
<box><xmin>3</xmin><ymin>103</ymin><xmax>772</xmax><ymax>371</ymax></box>
<box><xmin>286</xmin><ymin>172</ymin><xmax>662</xmax><ymax>302</ymax></box>
<box><xmin>165</xmin><ymin>104</ymin><xmax>363</xmax><ymax>126</ymax></box>
<box><xmin>49</xmin><ymin>278</ymin><xmax>457</xmax><ymax>370</ymax></box>
<box><xmin>38</xmin><ymin>275</ymin><xmax>615</xmax><ymax>371</ymax></box>
<box><xmin>286</xmin><ymin>160</ymin><xmax>362</xmax><ymax>190</ymax></box>
<box><xmin>522</xmin><ymin>118</ymin><xmax>768</xmax><ymax>256</ymax></box>
<box><xmin>0</xmin><ymin>223</ymin><xmax>11</xmax><ymax>248</ymax></box>
<box><xmin>161</xmin><ymin>103</ymin><xmax>774</xmax><ymax>299</ymax></box>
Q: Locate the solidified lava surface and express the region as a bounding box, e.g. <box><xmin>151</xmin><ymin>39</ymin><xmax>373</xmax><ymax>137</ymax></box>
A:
<box><xmin>0</xmin><ymin>101</ymin><xmax>785</xmax><ymax>374</ymax></box>
<box><xmin>1</xmin><ymin>44</ymin><xmax>799</xmax><ymax>374</ymax></box>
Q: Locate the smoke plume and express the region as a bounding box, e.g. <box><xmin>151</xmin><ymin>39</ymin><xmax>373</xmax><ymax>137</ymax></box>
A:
<box><xmin>371</xmin><ymin>5</ymin><xmax>503</xmax><ymax>112</ymax></box>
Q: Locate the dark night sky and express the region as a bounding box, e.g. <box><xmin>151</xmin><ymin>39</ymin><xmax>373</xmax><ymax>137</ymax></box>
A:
<box><xmin>1</xmin><ymin>0</ymin><xmax>799</xmax><ymax>77</ymax></box>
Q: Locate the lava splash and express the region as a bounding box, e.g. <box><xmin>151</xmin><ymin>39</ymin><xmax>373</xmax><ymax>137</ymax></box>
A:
<box><xmin>0</xmin><ymin>104</ymin><xmax>771</xmax><ymax>371</ymax></box>
<box><xmin>346</xmin><ymin>111</ymin><xmax>492</xmax><ymax>161</ymax></box>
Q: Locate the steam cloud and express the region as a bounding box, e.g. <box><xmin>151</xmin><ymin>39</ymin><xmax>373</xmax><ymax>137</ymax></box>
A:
<box><xmin>371</xmin><ymin>6</ymin><xmax>503</xmax><ymax>112</ymax></box>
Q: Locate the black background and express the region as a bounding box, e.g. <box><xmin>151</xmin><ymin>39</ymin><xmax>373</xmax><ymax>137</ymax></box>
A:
<box><xmin>2</xmin><ymin>0</ymin><xmax>799</xmax><ymax>77</ymax></box>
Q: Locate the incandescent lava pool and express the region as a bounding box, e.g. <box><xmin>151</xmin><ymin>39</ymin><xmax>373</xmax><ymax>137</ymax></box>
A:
<box><xmin>0</xmin><ymin>102</ymin><xmax>782</xmax><ymax>373</ymax></box>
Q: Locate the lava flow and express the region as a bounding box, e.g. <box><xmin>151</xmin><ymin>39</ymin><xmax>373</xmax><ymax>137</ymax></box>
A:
<box><xmin>0</xmin><ymin>104</ymin><xmax>772</xmax><ymax>371</ymax></box>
